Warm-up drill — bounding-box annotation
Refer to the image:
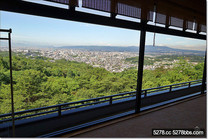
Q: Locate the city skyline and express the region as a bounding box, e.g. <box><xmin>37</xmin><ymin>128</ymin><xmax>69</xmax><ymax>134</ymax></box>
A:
<box><xmin>1</xmin><ymin>46</ymin><xmax>204</xmax><ymax>72</ymax></box>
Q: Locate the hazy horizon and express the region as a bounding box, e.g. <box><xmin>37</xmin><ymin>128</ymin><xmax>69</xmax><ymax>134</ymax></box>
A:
<box><xmin>0</xmin><ymin>10</ymin><xmax>206</xmax><ymax>51</ymax></box>
<box><xmin>0</xmin><ymin>42</ymin><xmax>206</xmax><ymax>52</ymax></box>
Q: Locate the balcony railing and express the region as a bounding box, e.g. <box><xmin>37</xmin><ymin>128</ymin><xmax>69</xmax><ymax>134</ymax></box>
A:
<box><xmin>0</xmin><ymin>79</ymin><xmax>202</xmax><ymax>124</ymax></box>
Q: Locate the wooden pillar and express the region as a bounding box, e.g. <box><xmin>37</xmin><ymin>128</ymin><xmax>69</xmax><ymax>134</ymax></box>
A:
<box><xmin>135</xmin><ymin>20</ymin><xmax>147</xmax><ymax>113</ymax></box>
<box><xmin>110</xmin><ymin>0</ymin><xmax>117</xmax><ymax>19</ymax></box>
<box><xmin>201</xmin><ymin>51</ymin><xmax>207</xmax><ymax>94</ymax></box>
<box><xmin>69</xmin><ymin>0</ymin><xmax>77</xmax><ymax>12</ymax></box>
<box><xmin>165</xmin><ymin>15</ymin><xmax>170</xmax><ymax>28</ymax></box>
<box><xmin>183</xmin><ymin>19</ymin><xmax>187</xmax><ymax>32</ymax></box>
<box><xmin>8</xmin><ymin>29</ymin><xmax>15</xmax><ymax>137</ymax></box>
<box><xmin>197</xmin><ymin>22</ymin><xmax>201</xmax><ymax>34</ymax></box>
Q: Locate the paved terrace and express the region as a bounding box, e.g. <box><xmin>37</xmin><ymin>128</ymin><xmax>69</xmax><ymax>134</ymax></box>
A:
<box><xmin>61</xmin><ymin>94</ymin><xmax>206</xmax><ymax>138</ymax></box>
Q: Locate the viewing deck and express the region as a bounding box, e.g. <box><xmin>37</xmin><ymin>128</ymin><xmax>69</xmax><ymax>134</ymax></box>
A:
<box><xmin>0</xmin><ymin>80</ymin><xmax>205</xmax><ymax>137</ymax></box>
<box><xmin>66</xmin><ymin>94</ymin><xmax>206</xmax><ymax>138</ymax></box>
<box><xmin>0</xmin><ymin>0</ymin><xmax>206</xmax><ymax>137</ymax></box>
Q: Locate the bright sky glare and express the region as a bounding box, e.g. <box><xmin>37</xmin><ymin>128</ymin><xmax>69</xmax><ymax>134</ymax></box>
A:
<box><xmin>0</xmin><ymin>9</ymin><xmax>206</xmax><ymax>51</ymax></box>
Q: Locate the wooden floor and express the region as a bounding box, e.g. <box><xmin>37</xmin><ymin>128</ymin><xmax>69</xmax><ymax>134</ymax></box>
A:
<box><xmin>61</xmin><ymin>95</ymin><xmax>206</xmax><ymax>138</ymax></box>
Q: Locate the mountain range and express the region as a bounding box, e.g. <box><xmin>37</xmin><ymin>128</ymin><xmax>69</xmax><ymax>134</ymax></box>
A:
<box><xmin>58</xmin><ymin>45</ymin><xmax>205</xmax><ymax>56</ymax></box>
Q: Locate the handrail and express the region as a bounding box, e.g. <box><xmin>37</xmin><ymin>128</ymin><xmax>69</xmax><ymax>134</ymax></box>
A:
<box><xmin>0</xmin><ymin>79</ymin><xmax>203</xmax><ymax>123</ymax></box>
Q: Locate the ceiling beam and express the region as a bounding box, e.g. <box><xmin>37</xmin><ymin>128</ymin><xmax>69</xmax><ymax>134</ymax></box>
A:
<box><xmin>0</xmin><ymin>0</ymin><xmax>206</xmax><ymax>40</ymax></box>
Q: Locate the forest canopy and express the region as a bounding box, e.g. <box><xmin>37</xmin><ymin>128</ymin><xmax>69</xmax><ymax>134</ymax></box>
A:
<box><xmin>0</xmin><ymin>53</ymin><xmax>204</xmax><ymax>114</ymax></box>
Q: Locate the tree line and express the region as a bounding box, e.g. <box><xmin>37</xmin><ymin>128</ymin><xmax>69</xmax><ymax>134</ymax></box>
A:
<box><xmin>0</xmin><ymin>53</ymin><xmax>204</xmax><ymax>114</ymax></box>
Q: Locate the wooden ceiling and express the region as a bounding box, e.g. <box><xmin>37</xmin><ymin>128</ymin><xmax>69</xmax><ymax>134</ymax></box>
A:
<box><xmin>46</xmin><ymin>0</ymin><xmax>206</xmax><ymax>26</ymax></box>
<box><xmin>80</xmin><ymin>0</ymin><xmax>206</xmax><ymax>32</ymax></box>
<box><xmin>155</xmin><ymin>0</ymin><xmax>206</xmax><ymax>24</ymax></box>
<box><xmin>0</xmin><ymin>0</ymin><xmax>206</xmax><ymax>39</ymax></box>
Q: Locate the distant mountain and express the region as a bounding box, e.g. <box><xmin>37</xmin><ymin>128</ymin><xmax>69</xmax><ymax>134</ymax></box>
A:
<box><xmin>59</xmin><ymin>46</ymin><xmax>205</xmax><ymax>56</ymax></box>
<box><xmin>144</xmin><ymin>45</ymin><xmax>204</xmax><ymax>55</ymax></box>
<box><xmin>59</xmin><ymin>46</ymin><xmax>138</xmax><ymax>52</ymax></box>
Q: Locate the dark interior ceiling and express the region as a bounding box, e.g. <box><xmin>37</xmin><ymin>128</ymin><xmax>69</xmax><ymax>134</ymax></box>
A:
<box><xmin>81</xmin><ymin>0</ymin><xmax>206</xmax><ymax>31</ymax></box>
<box><xmin>46</xmin><ymin>0</ymin><xmax>206</xmax><ymax>32</ymax></box>
<box><xmin>0</xmin><ymin>0</ymin><xmax>206</xmax><ymax>40</ymax></box>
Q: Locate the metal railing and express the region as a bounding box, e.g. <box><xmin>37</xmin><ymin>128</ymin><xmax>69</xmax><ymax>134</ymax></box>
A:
<box><xmin>0</xmin><ymin>79</ymin><xmax>202</xmax><ymax>124</ymax></box>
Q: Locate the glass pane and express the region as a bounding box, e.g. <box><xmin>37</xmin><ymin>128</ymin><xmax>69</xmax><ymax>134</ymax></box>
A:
<box><xmin>0</xmin><ymin>11</ymin><xmax>140</xmax><ymax>115</ymax></box>
<box><xmin>143</xmin><ymin>32</ymin><xmax>206</xmax><ymax>89</ymax></box>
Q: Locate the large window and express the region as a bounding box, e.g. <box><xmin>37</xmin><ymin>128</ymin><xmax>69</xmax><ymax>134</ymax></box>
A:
<box><xmin>0</xmin><ymin>11</ymin><xmax>140</xmax><ymax>114</ymax></box>
<box><xmin>142</xmin><ymin>32</ymin><xmax>206</xmax><ymax>89</ymax></box>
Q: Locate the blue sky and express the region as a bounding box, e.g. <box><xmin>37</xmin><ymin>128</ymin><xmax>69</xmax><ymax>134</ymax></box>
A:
<box><xmin>0</xmin><ymin>9</ymin><xmax>206</xmax><ymax>51</ymax></box>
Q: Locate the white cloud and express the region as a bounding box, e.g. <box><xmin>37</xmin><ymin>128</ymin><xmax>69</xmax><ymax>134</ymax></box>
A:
<box><xmin>165</xmin><ymin>38</ymin><xmax>172</xmax><ymax>40</ymax></box>
<box><xmin>157</xmin><ymin>43</ymin><xmax>165</xmax><ymax>46</ymax></box>
<box><xmin>185</xmin><ymin>38</ymin><xmax>195</xmax><ymax>41</ymax></box>
<box><xmin>175</xmin><ymin>41</ymin><xmax>184</xmax><ymax>44</ymax></box>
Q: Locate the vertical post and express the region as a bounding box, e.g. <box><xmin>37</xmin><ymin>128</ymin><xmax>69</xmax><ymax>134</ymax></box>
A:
<box><xmin>8</xmin><ymin>29</ymin><xmax>15</xmax><ymax>137</ymax></box>
<box><xmin>58</xmin><ymin>106</ymin><xmax>62</xmax><ymax>117</ymax></box>
<box><xmin>169</xmin><ymin>86</ymin><xmax>172</xmax><ymax>92</ymax></box>
<box><xmin>188</xmin><ymin>82</ymin><xmax>191</xmax><ymax>88</ymax></box>
<box><xmin>183</xmin><ymin>19</ymin><xmax>187</xmax><ymax>32</ymax></box>
<box><xmin>201</xmin><ymin>51</ymin><xmax>207</xmax><ymax>94</ymax></box>
<box><xmin>69</xmin><ymin>0</ymin><xmax>76</xmax><ymax>12</ymax></box>
<box><xmin>109</xmin><ymin>96</ymin><xmax>113</xmax><ymax>105</ymax></box>
<box><xmin>110</xmin><ymin>0</ymin><xmax>117</xmax><ymax>19</ymax></box>
<box><xmin>165</xmin><ymin>15</ymin><xmax>170</xmax><ymax>29</ymax></box>
<box><xmin>197</xmin><ymin>23</ymin><xmax>201</xmax><ymax>34</ymax></box>
<box><xmin>135</xmin><ymin>21</ymin><xmax>147</xmax><ymax>113</ymax></box>
<box><xmin>144</xmin><ymin>90</ymin><xmax>147</xmax><ymax>97</ymax></box>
